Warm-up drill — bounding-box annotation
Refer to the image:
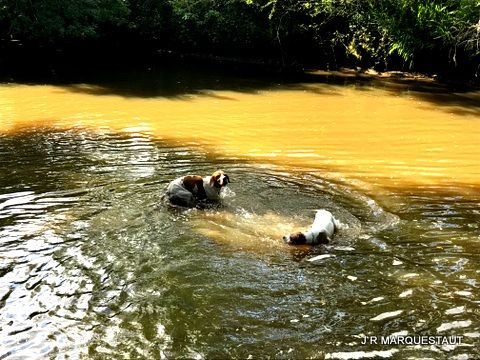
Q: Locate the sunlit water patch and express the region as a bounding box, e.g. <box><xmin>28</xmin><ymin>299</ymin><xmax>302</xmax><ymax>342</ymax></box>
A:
<box><xmin>1</xmin><ymin>70</ymin><xmax>479</xmax><ymax>192</ymax></box>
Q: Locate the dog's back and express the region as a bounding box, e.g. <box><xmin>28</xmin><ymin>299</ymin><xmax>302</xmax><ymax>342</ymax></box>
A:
<box><xmin>166</xmin><ymin>177</ymin><xmax>195</xmax><ymax>207</ymax></box>
<box><xmin>165</xmin><ymin>170</ymin><xmax>230</xmax><ymax>208</ymax></box>
<box><xmin>313</xmin><ymin>209</ymin><xmax>339</xmax><ymax>234</ymax></box>
<box><xmin>167</xmin><ymin>175</ymin><xmax>210</xmax><ymax>207</ymax></box>
<box><xmin>284</xmin><ymin>209</ymin><xmax>341</xmax><ymax>245</ymax></box>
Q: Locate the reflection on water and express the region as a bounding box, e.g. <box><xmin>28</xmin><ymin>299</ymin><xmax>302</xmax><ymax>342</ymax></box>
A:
<box><xmin>0</xmin><ymin>69</ymin><xmax>479</xmax><ymax>359</ymax></box>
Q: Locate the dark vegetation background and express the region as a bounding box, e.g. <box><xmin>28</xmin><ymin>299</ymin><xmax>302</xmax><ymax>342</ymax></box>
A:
<box><xmin>0</xmin><ymin>0</ymin><xmax>479</xmax><ymax>82</ymax></box>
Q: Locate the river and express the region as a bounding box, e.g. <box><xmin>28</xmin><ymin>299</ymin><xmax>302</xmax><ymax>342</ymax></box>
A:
<box><xmin>0</xmin><ymin>66</ymin><xmax>479</xmax><ymax>359</ymax></box>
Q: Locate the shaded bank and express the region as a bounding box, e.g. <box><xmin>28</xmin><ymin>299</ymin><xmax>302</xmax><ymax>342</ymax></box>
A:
<box><xmin>1</xmin><ymin>44</ymin><xmax>478</xmax><ymax>102</ymax></box>
<box><xmin>0</xmin><ymin>43</ymin><xmax>479</xmax><ymax>93</ymax></box>
<box><xmin>0</xmin><ymin>0</ymin><xmax>479</xmax><ymax>83</ymax></box>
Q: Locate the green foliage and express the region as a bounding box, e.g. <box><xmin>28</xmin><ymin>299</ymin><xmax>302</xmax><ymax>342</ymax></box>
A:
<box><xmin>246</xmin><ymin>0</ymin><xmax>479</xmax><ymax>74</ymax></box>
<box><xmin>358</xmin><ymin>0</ymin><xmax>479</xmax><ymax>70</ymax></box>
<box><xmin>0</xmin><ymin>0</ymin><xmax>129</xmax><ymax>43</ymax></box>
<box><xmin>365</xmin><ymin>1</ymin><xmax>452</xmax><ymax>66</ymax></box>
<box><xmin>451</xmin><ymin>0</ymin><xmax>480</xmax><ymax>59</ymax></box>
<box><xmin>128</xmin><ymin>0</ymin><xmax>172</xmax><ymax>41</ymax></box>
<box><xmin>0</xmin><ymin>0</ymin><xmax>478</xmax><ymax>77</ymax></box>
<box><xmin>169</xmin><ymin>0</ymin><xmax>270</xmax><ymax>54</ymax></box>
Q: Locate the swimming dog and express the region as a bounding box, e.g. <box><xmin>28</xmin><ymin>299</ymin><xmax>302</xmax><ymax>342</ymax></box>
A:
<box><xmin>283</xmin><ymin>209</ymin><xmax>340</xmax><ymax>245</ymax></box>
<box><xmin>165</xmin><ymin>170</ymin><xmax>230</xmax><ymax>207</ymax></box>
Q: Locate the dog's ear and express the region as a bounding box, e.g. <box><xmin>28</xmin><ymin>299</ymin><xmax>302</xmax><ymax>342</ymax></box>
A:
<box><xmin>209</xmin><ymin>174</ymin><xmax>217</xmax><ymax>187</ymax></box>
<box><xmin>224</xmin><ymin>174</ymin><xmax>230</xmax><ymax>184</ymax></box>
<box><xmin>286</xmin><ymin>232</ymin><xmax>306</xmax><ymax>245</ymax></box>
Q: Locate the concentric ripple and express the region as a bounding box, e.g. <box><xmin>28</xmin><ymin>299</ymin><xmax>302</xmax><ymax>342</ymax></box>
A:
<box><xmin>1</xmin><ymin>129</ymin><xmax>478</xmax><ymax>359</ymax></box>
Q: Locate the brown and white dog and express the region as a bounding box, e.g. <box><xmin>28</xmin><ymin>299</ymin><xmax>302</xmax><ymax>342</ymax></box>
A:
<box><xmin>165</xmin><ymin>170</ymin><xmax>230</xmax><ymax>207</ymax></box>
<box><xmin>283</xmin><ymin>209</ymin><xmax>341</xmax><ymax>245</ymax></box>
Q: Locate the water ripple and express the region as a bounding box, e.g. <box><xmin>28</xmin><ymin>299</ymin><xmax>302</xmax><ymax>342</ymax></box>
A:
<box><xmin>0</xmin><ymin>129</ymin><xmax>479</xmax><ymax>358</ymax></box>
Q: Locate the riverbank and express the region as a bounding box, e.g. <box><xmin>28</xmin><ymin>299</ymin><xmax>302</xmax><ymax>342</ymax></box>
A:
<box><xmin>0</xmin><ymin>43</ymin><xmax>478</xmax><ymax>91</ymax></box>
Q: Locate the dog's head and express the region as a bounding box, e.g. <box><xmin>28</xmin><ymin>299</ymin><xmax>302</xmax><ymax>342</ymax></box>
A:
<box><xmin>283</xmin><ymin>232</ymin><xmax>307</xmax><ymax>245</ymax></box>
<box><xmin>209</xmin><ymin>170</ymin><xmax>230</xmax><ymax>188</ymax></box>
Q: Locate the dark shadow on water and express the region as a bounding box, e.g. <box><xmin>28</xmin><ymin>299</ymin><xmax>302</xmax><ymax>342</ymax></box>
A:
<box><xmin>301</xmin><ymin>70</ymin><xmax>480</xmax><ymax>118</ymax></box>
<box><xmin>1</xmin><ymin>54</ymin><xmax>479</xmax><ymax>115</ymax></box>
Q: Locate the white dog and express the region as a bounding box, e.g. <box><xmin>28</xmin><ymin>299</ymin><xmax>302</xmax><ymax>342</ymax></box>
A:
<box><xmin>283</xmin><ymin>209</ymin><xmax>341</xmax><ymax>245</ymax></box>
<box><xmin>165</xmin><ymin>170</ymin><xmax>230</xmax><ymax>207</ymax></box>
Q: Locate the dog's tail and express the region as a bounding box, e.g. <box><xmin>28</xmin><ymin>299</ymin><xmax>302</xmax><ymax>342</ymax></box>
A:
<box><xmin>333</xmin><ymin>217</ymin><xmax>341</xmax><ymax>232</ymax></box>
<box><xmin>333</xmin><ymin>217</ymin><xmax>350</xmax><ymax>232</ymax></box>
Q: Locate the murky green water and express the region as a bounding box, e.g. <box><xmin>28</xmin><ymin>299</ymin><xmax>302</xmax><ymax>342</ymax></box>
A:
<box><xmin>0</xmin><ymin>68</ymin><xmax>479</xmax><ymax>359</ymax></box>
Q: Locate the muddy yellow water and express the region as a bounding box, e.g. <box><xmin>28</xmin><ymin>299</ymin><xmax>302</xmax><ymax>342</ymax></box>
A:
<box><xmin>0</xmin><ymin>69</ymin><xmax>479</xmax><ymax>359</ymax></box>
<box><xmin>1</xmin><ymin>74</ymin><xmax>479</xmax><ymax>192</ymax></box>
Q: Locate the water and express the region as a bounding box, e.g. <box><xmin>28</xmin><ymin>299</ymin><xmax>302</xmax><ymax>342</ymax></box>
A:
<box><xmin>0</xmin><ymin>67</ymin><xmax>479</xmax><ymax>359</ymax></box>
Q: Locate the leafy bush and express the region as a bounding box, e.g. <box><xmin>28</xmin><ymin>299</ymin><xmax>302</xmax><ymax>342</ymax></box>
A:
<box><xmin>0</xmin><ymin>0</ymin><xmax>478</xmax><ymax>77</ymax></box>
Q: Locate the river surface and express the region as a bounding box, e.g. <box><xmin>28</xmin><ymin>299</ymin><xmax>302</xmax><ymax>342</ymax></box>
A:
<box><xmin>0</xmin><ymin>66</ymin><xmax>479</xmax><ymax>359</ymax></box>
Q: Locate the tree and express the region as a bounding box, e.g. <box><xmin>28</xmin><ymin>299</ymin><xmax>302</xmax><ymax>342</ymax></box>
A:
<box><xmin>0</xmin><ymin>0</ymin><xmax>129</xmax><ymax>44</ymax></box>
<box><xmin>169</xmin><ymin>0</ymin><xmax>272</xmax><ymax>55</ymax></box>
<box><xmin>128</xmin><ymin>0</ymin><xmax>172</xmax><ymax>42</ymax></box>
<box><xmin>245</xmin><ymin>0</ymin><xmax>479</xmax><ymax>75</ymax></box>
